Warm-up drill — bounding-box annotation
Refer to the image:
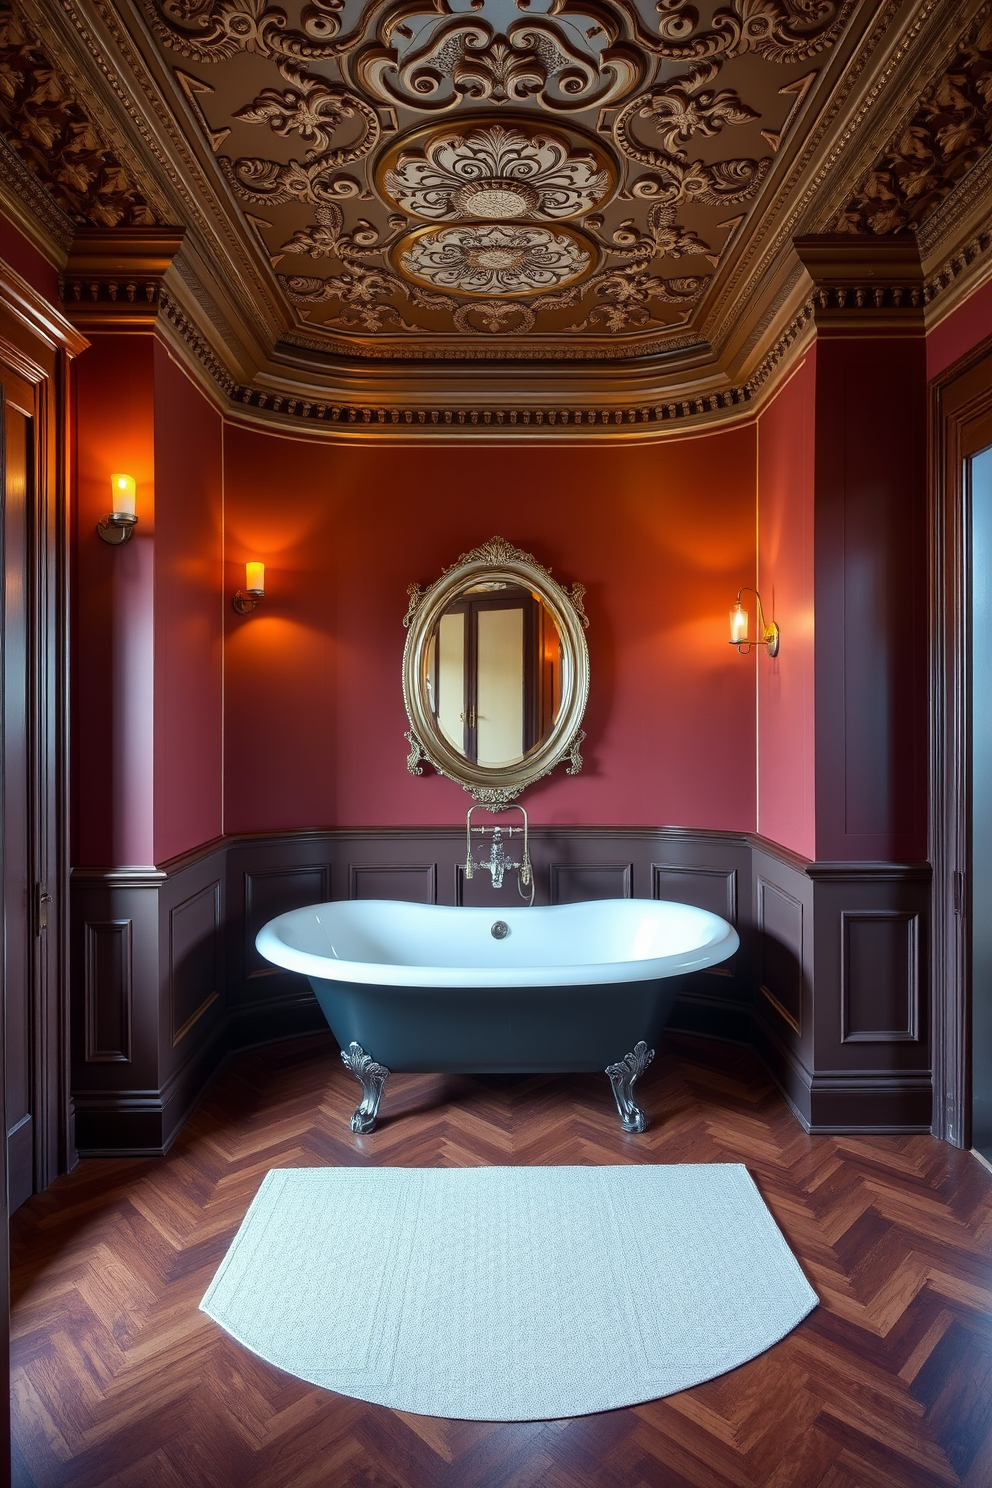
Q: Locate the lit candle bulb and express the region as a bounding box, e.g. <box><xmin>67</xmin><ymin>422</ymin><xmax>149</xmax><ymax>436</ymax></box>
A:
<box><xmin>730</xmin><ymin>601</ymin><xmax>748</xmax><ymax>645</ymax></box>
<box><xmin>245</xmin><ymin>561</ymin><xmax>265</xmax><ymax>596</ymax></box>
<box><xmin>110</xmin><ymin>473</ymin><xmax>136</xmax><ymax>518</ymax></box>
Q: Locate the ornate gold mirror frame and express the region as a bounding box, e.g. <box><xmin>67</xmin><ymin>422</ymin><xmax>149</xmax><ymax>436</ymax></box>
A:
<box><xmin>402</xmin><ymin>537</ymin><xmax>590</xmax><ymax>808</ymax></box>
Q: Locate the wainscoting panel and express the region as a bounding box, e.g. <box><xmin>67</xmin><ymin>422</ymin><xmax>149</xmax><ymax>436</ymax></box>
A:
<box><xmin>71</xmin><ymin>870</ymin><xmax>169</xmax><ymax>1153</ymax></box>
<box><xmin>349</xmin><ymin>863</ymin><xmax>437</xmax><ymax>904</ymax></box>
<box><xmin>549</xmin><ymin>862</ymin><xmax>632</xmax><ymax>903</ymax></box>
<box><xmin>70</xmin><ymin>828</ymin><xmax>933</xmax><ymax>1153</ymax></box>
<box><xmin>841</xmin><ymin>910</ymin><xmax>920</xmax><ymax>1043</ymax></box>
<box><xmin>756</xmin><ymin>879</ymin><xmax>805</xmax><ymax>1037</ymax></box>
<box><xmin>652</xmin><ymin>864</ymin><xmax>737</xmax><ymax>922</ymax></box>
<box><xmin>83</xmin><ymin>920</ymin><xmax>132</xmax><ymax>1063</ymax></box>
<box><xmin>242</xmin><ymin>864</ymin><xmax>332</xmax><ymax>986</ymax></box>
<box><xmin>169</xmin><ymin>882</ymin><xmax>221</xmax><ymax>1048</ymax></box>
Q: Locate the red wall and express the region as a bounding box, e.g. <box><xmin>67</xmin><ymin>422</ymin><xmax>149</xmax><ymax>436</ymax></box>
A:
<box><xmin>74</xmin><ymin>335</ymin><xmax>157</xmax><ymax>867</ymax></box>
<box><xmin>73</xmin><ymin>336</ymin><xmax>224</xmax><ymax>867</ymax></box>
<box><xmin>757</xmin><ymin>353</ymin><xmax>816</xmax><ymax>860</ymax></box>
<box><xmin>222</xmin><ymin>426</ymin><xmax>759</xmax><ymax>832</ymax></box>
<box><xmin>0</xmin><ymin>209</ymin><xmax>59</xmax><ymax>305</ymax></box>
<box><xmin>928</xmin><ymin>278</ymin><xmax>992</xmax><ymax>382</ymax></box>
<box><xmin>152</xmin><ymin>345</ymin><xmax>223</xmax><ymax>863</ymax></box>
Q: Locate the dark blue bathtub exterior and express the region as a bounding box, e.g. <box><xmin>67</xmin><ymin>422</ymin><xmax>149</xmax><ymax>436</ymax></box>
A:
<box><xmin>308</xmin><ymin>972</ymin><xmax>685</xmax><ymax>1073</ymax></box>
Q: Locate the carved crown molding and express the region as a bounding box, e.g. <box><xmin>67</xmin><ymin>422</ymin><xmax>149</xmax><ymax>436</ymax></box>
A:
<box><xmin>58</xmin><ymin>228</ymin><xmax>186</xmax><ymax>330</ymax></box>
<box><xmin>0</xmin><ymin>133</ymin><xmax>74</xmax><ymax>261</ymax></box>
<box><xmin>793</xmin><ymin>234</ymin><xmax>926</xmax><ymax>328</ymax></box>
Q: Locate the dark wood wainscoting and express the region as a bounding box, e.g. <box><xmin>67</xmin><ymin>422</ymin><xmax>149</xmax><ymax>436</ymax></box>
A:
<box><xmin>69</xmin><ymin>827</ymin><xmax>932</xmax><ymax>1154</ymax></box>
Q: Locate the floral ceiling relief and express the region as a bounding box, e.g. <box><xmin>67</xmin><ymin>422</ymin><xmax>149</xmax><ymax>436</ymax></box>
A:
<box><xmin>396</xmin><ymin>222</ymin><xmax>594</xmax><ymax>294</ymax></box>
<box><xmin>835</xmin><ymin>4</ymin><xmax>992</xmax><ymax>235</ymax></box>
<box><xmin>146</xmin><ymin>0</ymin><xmax>855</xmax><ymax>349</ymax></box>
<box><xmin>0</xmin><ymin>5</ymin><xmax>155</xmax><ymax>227</ymax></box>
<box><xmin>378</xmin><ymin>123</ymin><xmax>614</xmax><ymax>221</ymax></box>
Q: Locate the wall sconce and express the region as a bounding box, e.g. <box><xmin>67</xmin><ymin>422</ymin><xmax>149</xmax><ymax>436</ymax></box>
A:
<box><xmin>233</xmin><ymin>561</ymin><xmax>265</xmax><ymax>614</ymax></box>
<box><xmin>729</xmin><ymin>587</ymin><xmax>780</xmax><ymax>656</ymax></box>
<box><xmin>97</xmin><ymin>473</ymin><xmax>138</xmax><ymax>545</ymax></box>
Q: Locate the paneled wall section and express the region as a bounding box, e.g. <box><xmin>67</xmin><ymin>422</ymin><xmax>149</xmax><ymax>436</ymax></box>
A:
<box><xmin>70</xmin><ymin>828</ymin><xmax>931</xmax><ymax>1154</ymax></box>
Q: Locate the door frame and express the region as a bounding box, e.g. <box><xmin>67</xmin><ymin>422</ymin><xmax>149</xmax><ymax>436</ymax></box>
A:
<box><xmin>0</xmin><ymin>262</ymin><xmax>85</xmax><ymax>1187</ymax></box>
<box><xmin>931</xmin><ymin>332</ymin><xmax>992</xmax><ymax>1146</ymax></box>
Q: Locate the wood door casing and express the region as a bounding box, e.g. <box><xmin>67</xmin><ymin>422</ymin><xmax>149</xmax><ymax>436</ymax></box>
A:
<box><xmin>2</xmin><ymin>387</ymin><xmax>34</xmax><ymax>1211</ymax></box>
<box><xmin>931</xmin><ymin>337</ymin><xmax>992</xmax><ymax>1146</ymax></box>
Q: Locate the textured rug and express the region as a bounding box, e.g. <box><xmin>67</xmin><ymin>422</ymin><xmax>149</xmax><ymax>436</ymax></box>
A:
<box><xmin>201</xmin><ymin>1164</ymin><xmax>817</xmax><ymax>1420</ymax></box>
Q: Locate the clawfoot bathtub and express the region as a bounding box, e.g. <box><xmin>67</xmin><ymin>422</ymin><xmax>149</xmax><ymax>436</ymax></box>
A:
<box><xmin>255</xmin><ymin>898</ymin><xmax>739</xmax><ymax>1133</ymax></box>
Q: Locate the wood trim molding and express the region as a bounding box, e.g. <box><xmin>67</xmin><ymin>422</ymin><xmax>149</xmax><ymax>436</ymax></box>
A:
<box><xmin>930</xmin><ymin>337</ymin><xmax>992</xmax><ymax>1145</ymax></box>
<box><xmin>0</xmin><ymin>260</ymin><xmax>87</xmax><ymax>360</ymax></box>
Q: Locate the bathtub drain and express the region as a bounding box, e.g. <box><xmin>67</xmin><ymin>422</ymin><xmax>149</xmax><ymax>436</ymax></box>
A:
<box><xmin>491</xmin><ymin>921</ymin><xmax>509</xmax><ymax>940</ymax></box>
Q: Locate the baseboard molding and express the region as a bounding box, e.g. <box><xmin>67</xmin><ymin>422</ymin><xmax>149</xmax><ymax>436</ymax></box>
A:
<box><xmin>70</xmin><ymin>825</ymin><xmax>934</xmax><ymax>1154</ymax></box>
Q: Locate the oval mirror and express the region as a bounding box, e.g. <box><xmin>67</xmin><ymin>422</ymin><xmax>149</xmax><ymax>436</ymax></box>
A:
<box><xmin>402</xmin><ymin>538</ymin><xmax>590</xmax><ymax>807</ymax></box>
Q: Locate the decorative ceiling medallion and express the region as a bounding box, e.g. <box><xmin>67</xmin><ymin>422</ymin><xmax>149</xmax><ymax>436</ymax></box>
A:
<box><xmin>378</xmin><ymin>120</ymin><xmax>615</xmax><ymax>222</ymax></box>
<box><xmin>395</xmin><ymin>222</ymin><xmax>595</xmax><ymax>295</ymax></box>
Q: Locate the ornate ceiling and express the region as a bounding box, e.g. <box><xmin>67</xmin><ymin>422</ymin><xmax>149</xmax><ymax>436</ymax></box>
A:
<box><xmin>1</xmin><ymin>0</ymin><xmax>991</xmax><ymax>427</ymax></box>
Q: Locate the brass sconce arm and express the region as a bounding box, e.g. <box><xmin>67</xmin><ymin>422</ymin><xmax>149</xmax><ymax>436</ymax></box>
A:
<box><xmin>729</xmin><ymin>586</ymin><xmax>780</xmax><ymax>656</ymax></box>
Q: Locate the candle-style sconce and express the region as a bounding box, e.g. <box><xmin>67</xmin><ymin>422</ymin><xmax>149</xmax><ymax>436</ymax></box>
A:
<box><xmin>233</xmin><ymin>561</ymin><xmax>265</xmax><ymax>614</ymax></box>
<box><xmin>97</xmin><ymin>473</ymin><xmax>139</xmax><ymax>545</ymax></box>
<box><xmin>729</xmin><ymin>587</ymin><xmax>780</xmax><ymax>656</ymax></box>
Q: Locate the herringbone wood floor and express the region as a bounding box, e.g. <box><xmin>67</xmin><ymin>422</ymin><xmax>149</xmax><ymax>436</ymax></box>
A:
<box><xmin>10</xmin><ymin>1032</ymin><xmax>992</xmax><ymax>1488</ymax></box>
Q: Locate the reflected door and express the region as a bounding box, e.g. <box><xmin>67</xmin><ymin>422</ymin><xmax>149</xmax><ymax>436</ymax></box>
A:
<box><xmin>972</xmin><ymin>443</ymin><xmax>992</xmax><ymax>1157</ymax></box>
<box><xmin>429</xmin><ymin>586</ymin><xmax>551</xmax><ymax>767</ymax></box>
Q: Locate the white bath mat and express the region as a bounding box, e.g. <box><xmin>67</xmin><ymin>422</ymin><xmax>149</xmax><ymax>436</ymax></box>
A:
<box><xmin>201</xmin><ymin>1164</ymin><xmax>817</xmax><ymax>1421</ymax></box>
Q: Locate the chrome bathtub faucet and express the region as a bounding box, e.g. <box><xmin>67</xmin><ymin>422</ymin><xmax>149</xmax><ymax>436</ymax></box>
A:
<box><xmin>464</xmin><ymin>804</ymin><xmax>534</xmax><ymax>904</ymax></box>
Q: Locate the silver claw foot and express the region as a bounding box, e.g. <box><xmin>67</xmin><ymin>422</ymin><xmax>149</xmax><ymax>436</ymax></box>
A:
<box><xmin>605</xmin><ymin>1041</ymin><xmax>655</xmax><ymax>1132</ymax></box>
<box><xmin>340</xmin><ymin>1042</ymin><xmax>390</xmax><ymax>1133</ymax></box>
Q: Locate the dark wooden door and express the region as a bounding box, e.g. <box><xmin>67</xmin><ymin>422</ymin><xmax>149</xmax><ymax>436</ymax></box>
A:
<box><xmin>2</xmin><ymin>383</ymin><xmax>34</xmax><ymax>1211</ymax></box>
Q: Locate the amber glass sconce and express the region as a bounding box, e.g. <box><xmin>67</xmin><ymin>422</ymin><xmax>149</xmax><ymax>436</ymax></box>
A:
<box><xmin>97</xmin><ymin>474</ymin><xmax>138</xmax><ymax>545</ymax></box>
<box><xmin>232</xmin><ymin>561</ymin><xmax>265</xmax><ymax>614</ymax></box>
<box><xmin>729</xmin><ymin>587</ymin><xmax>780</xmax><ymax>656</ymax></box>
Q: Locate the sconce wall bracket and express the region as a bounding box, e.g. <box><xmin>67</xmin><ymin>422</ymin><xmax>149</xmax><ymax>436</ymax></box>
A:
<box><xmin>232</xmin><ymin>590</ymin><xmax>262</xmax><ymax>614</ymax></box>
<box><xmin>730</xmin><ymin>587</ymin><xmax>780</xmax><ymax>656</ymax></box>
<box><xmin>97</xmin><ymin>513</ymin><xmax>138</xmax><ymax>546</ymax></box>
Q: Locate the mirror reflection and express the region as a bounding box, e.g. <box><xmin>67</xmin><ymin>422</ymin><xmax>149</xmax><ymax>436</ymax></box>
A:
<box><xmin>427</xmin><ymin>582</ymin><xmax>563</xmax><ymax>767</ymax></box>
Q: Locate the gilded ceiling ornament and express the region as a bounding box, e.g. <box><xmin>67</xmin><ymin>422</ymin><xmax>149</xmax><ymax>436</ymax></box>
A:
<box><xmin>451</xmin><ymin>299</ymin><xmax>538</xmax><ymax>332</ymax></box>
<box><xmin>220</xmin><ymin>66</ymin><xmax>381</xmax><ymax>206</ymax></box>
<box><xmin>614</xmin><ymin>61</ymin><xmax>759</xmax><ymax>162</ymax></box>
<box><xmin>650</xmin><ymin>0</ymin><xmax>856</xmax><ymax>64</ymax></box>
<box><xmin>578</xmin><ymin>267</ymin><xmax>706</xmax><ymax>331</ymax></box>
<box><xmin>396</xmin><ymin>222</ymin><xmax>593</xmax><ymax>295</ymax></box>
<box><xmin>835</xmin><ymin>5</ymin><xmax>992</xmax><ymax>234</ymax></box>
<box><xmin>583</xmin><ymin>202</ymin><xmax>714</xmax><ymax>264</ymax></box>
<box><xmin>233</xmin><ymin>65</ymin><xmax>381</xmax><ymax>157</ymax></box>
<box><xmin>148</xmin><ymin>0</ymin><xmax>356</xmax><ymax>63</ymax></box>
<box><xmin>346</xmin><ymin>0</ymin><xmax>645</xmax><ymax>113</ymax></box>
<box><xmin>631</xmin><ymin>153</ymin><xmax>771</xmax><ymax>205</ymax></box>
<box><xmin>613</xmin><ymin>61</ymin><xmax>770</xmax><ymax>207</ymax></box>
<box><xmin>221</xmin><ymin>151</ymin><xmax>362</xmax><ymax>203</ymax></box>
<box><xmin>380</xmin><ymin>122</ymin><xmax>613</xmax><ymax>222</ymax></box>
<box><xmin>281</xmin><ymin>201</ymin><xmax>407</xmax><ymax>261</ymax></box>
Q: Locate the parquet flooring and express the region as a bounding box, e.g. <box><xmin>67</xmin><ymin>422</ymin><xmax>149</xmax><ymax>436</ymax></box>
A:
<box><xmin>10</xmin><ymin>1031</ymin><xmax>992</xmax><ymax>1488</ymax></box>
